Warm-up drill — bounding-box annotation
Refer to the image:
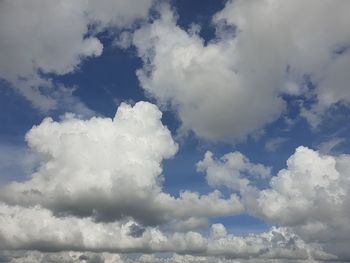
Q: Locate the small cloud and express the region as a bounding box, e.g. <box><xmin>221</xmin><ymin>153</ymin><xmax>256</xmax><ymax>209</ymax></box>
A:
<box><xmin>265</xmin><ymin>137</ymin><xmax>289</xmax><ymax>152</ymax></box>
<box><xmin>113</xmin><ymin>31</ymin><xmax>133</xmax><ymax>49</ymax></box>
<box><xmin>317</xmin><ymin>137</ymin><xmax>345</xmax><ymax>154</ymax></box>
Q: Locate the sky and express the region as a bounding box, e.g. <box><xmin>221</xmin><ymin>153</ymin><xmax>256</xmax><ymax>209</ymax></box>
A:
<box><xmin>0</xmin><ymin>0</ymin><xmax>350</xmax><ymax>262</ymax></box>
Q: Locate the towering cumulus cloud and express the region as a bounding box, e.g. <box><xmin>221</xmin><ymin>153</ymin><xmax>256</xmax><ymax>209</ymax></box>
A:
<box><xmin>0</xmin><ymin>102</ymin><xmax>242</xmax><ymax>226</ymax></box>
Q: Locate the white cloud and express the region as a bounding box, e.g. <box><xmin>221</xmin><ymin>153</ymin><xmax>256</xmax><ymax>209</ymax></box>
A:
<box><xmin>255</xmin><ymin>147</ymin><xmax>350</xmax><ymax>259</ymax></box>
<box><xmin>214</xmin><ymin>0</ymin><xmax>350</xmax><ymax>128</ymax></box>
<box><xmin>132</xmin><ymin>0</ymin><xmax>350</xmax><ymax>141</ymax></box>
<box><xmin>0</xmin><ymin>102</ymin><xmax>242</xmax><ymax>226</ymax></box>
<box><xmin>197</xmin><ymin>151</ymin><xmax>271</xmax><ymax>192</ymax></box>
<box><xmin>206</xmin><ymin>225</ymin><xmax>334</xmax><ymax>261</ymax></box>
<box><xmin>132</xmin><ymin>4</ymin><xmax>285</xmax><ymax>141</ymax></box>
<box><xmin>0</xmin><ymin>102</ymin><xmax>335</xmax><ymax>261</ymax></box>
<box><xmin>0</xmin><ymin>203</ymin><xmax>165</xmax><ymax>252</ymax></box>
<box><xmin>198</xmin><ymin>146</ymin><xmax>350</xmax><ymax>260</ymax></box>
<box><xmin>0</xmin><ymin>0</ymin><xmax>154</xmax><ymax>111</ymax></box>
<box><xmin>0</xmin><ymin>219</ymin><xmax>334</xmax><ymax>261</ymax></box>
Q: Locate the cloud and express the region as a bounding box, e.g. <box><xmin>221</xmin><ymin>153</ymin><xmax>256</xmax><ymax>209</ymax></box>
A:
<box><xmin>0</xmin><ymin>102</ymin><xmax>242</xmax><ymax>226</ymax></box>
<box><xmin>0</xmin><ymin>203</ymin><xmax>166</xmax><ymax>253</ymax></box>
<box><xmin>199</xmin><ymin>146</ymin><xmax>350</xmax><ymax>260</ymax></box>
<box><xmin>255</xmin><ymin>147</ymin><xmax>350</xmax><ymax>259</ymax></box>
<box><xmin>0</xmin><ymin>203</ymin><xmax>218</xmax><ymax>255</ymax></box>
<box><xmin>132</xmin><ymin>4</ymin><xmax>285</xmax><ymax>141</ymax></box>
<box><xmin>131</xmin><ymin>0</ymin><xmax>350</xmax><ymax>141</ymax></box>
<box><xmin>265</xmin><ymin>137</ymin><xmax>289</xmax><ymax>152</ymax></box>
<box><xmin>197</xmin><ymin>151</ymin><xmax>271</xmax><ymax>192</ymax></box>
<box><xmin>214</xmin><ymin>0</ymin><xmax>350</xmax><ymax>129</ymax></box>
<box><xmin>0</xmin><ymin>0</ymin><xmax>154</xmax><ymax>111</ymax></box>
<box><xmin>0</xmin><ymin>211</ymin><xmax>334</xmax><ymax>261</ymax></box>
<box><xmin>317</xmin><ymin>137</ymin><xmax>346</xmax><ymax>154</ymax></box>
<box><xmin>0</xmin><ymin>102</ymin><xmax>335</xmax><ymax>261</ymax></box>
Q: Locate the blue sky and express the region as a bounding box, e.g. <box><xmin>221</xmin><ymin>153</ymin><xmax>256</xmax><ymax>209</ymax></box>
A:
<box><xmin>1</xmin><ymin>0</ymin><xmax>350</xmax><ymax>262</ymax></box>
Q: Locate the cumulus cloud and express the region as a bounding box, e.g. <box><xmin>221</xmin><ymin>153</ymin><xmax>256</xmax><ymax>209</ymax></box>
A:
<box><xmin>256</xmin><ymin>147</ymin><xmax>350</xmax><ymax>259</ymax></box>
<box><xmin>131</xmin><ymin>0</ymin><xmax>350</xmax><ymax>141</ymax></box>
<box><xmin>2</xmin><ymin>1</ymin><xmax>350</xmax><ymax>261</ymax></box>
<box><xmin>132</xmin><ymin>4</ymin><xmax>285</xmax><ymax>141</ymax></box>
<box><xmin>0</xmin><ymin>213</ymin><xmax>334</xmax><ymax>261</ymax></box>
<box><xmin>197</xmin><ymin>151</ymin><xmax>271</xmax><ymax>192</ymax></box>
<box><xmin>198</xmin><ymin>146</ymin><xmax>350</xmax><ymax>260</ymax></box>
<box><xmin>0</xmin><ymin>102</ymin><xmax>242</xmax><ymax>226</ymax></box>
<box><xmin>0</xmin><ymin>203</ymin><xmax>167</xmax><ymax>253</ymax></box>
<box><xmin>0</xmin><ymin>0</ymin><xmax>154</xmax><ymax>111</ymax></box>
<box><xmin>214</xmin><ymin>0</ymin><xmax>350</xmax><ymax>129</ymax></box>
<box><xmin>0</xmin><ymin>102</ymin><xmax>335</xmax><ymax>261</ymax></box>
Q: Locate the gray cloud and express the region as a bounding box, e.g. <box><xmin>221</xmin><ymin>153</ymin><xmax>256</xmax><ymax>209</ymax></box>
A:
<box><xmin>0</xmin><ymin>0</ymin><xmax>154</xmax><ymax>112</ymax></box>
<box><xmin>131</xmin><ymin>0</ymin><xmax>350</xmax><ymax>141</ymax></box>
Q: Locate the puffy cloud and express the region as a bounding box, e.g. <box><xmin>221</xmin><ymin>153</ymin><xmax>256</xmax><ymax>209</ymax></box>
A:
<box><xmin>0</xmin><ymin>203</ymin><xmax>166</xmax><ymax>253</ymax></box>
<box><xmin>0</xmin><ymin>0</ymin><xmax>154</xmax><ymax>111</ymax></box>
<box><xmin>132</xmin><ymin>0</ymin><xmax>350</xmax><ymax>141</ymax></box>
<box><xmin>0</xmin><ymin>203</ymin><xmax>217</xmax><ymax>255</ymax></box>
<box><xmin>199</xmin><ymin>146</ymin><xmax>350</xmax><ymax>260</ymax></box>
<box><xmin>0</xmin><ymin>219</ymin><xmax>334</xmax><ymax>261</ymax></box>
<box><xmin>132</xmin><ymin>4</ymin><xmax>285</xmax><ymax>141</ymax></box>
<box><xmin>214</xmin><ymin>0</ymin><xmax>350</xmax><ymax>128</ymax></box>
<box><xmin>206</xmin><ymin>225</ymin><xmax>334</xmax><ymax>261</ymax></box>
<box><xmin>256</xmin><ymin>147</ymin><xmax>350</xmax><ymax>259</ymax></box>
<box><xmin>0</xmin><ymin>102</ymin><xmax>335</xmax><ymax>261</ymax></box>
<box><xmin>0</xmin><ymin>102</ymin><xmax>242</xmax><ymax>225</ymax></box>
<box><xmin>197</xmin><ymin>151</ymin><xmax>271</xmax><ymax>192</ymax></box>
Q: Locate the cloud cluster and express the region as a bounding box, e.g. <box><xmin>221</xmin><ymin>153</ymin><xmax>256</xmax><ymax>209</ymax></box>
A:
<box><xmin>0</xmin><ymin>102</ymin><xmax>242</xmax><ymax>226</ymax></box>
<box><xmin>256</xmin><ymin>147</ymin><xmax>350</xmax><ymax>259</ymax></box>
<box><xmin>198</xmin><ymin>146</ymin><xmax>350</xmax><ymax>260</ymax></box>
<box><xmin>0</xmin><ymin>0</ymin><xmax>154</xmax><ymax>111</ymax></box>
<box><xmin>1</xmin><ymin>1</ymin><xmax>350</xmax><ymax>262</ymax></box>
<box><xmin>132</xmin><ymin>0</ymin><xmax>350</xmax><ymax>140</ymax></box>
<box><xmin>197</xmin><ymin>151</ymin><xmax>271</xmax><ymax>191</ymax></box>
<box><xmin>0</xmin><ymin>101</ymin><xmax>337</xmax><ymax>261</ymax></box>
